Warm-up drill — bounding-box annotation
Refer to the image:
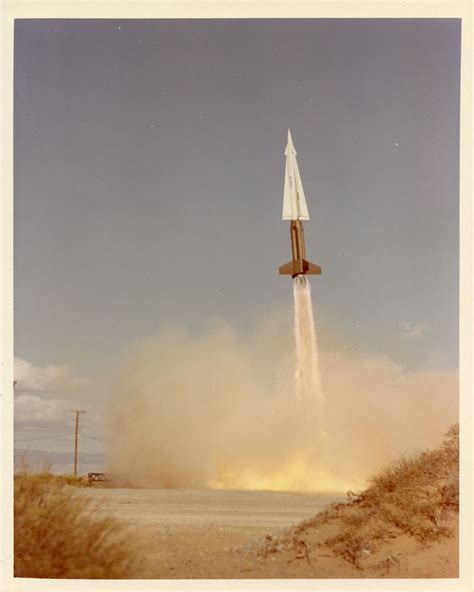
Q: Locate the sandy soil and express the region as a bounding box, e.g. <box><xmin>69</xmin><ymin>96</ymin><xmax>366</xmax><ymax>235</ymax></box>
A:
<box><xmin>76</xmin><ymin>487</ymin><xmax>458</xmax><ymax>579</ymax></box>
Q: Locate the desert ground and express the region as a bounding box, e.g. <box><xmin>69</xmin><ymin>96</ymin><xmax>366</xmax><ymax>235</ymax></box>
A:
<box><xmin>76</xmin><ymin>488</ymin><xmax>343</xmax><ymax>578</ymax></box>
<box><xmin>75</xmin><ymin>486</ymin><xmax>457</xmax><ymax>579</ymax></box>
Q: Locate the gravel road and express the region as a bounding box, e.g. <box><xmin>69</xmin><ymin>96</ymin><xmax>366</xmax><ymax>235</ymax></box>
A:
<box><xmin>80</xmin><ymin>487</ymin><xmax>341</xmax><ymax>531</ymax></box>
<box><xmin>76</xmin><ymin>487</ymin><xmax>343</xmax><ymax>578</ymax></box>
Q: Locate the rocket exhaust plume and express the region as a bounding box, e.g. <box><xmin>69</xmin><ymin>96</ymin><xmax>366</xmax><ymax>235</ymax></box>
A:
<box><xmin>293</xmin><ymin>275</ymin><xmax>323</xmax><ymax>419</ymax></box>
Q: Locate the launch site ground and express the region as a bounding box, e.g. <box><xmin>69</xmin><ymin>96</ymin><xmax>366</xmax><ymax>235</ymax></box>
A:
<box><xmin>76</xmin><ymin>487</ymin><xmax>458</xmax><ymax>579</ymax></box>
<box><xmin>79</xmin><ymin>487</ymin><xmax>341</xmax><ymax>578</ymax></box>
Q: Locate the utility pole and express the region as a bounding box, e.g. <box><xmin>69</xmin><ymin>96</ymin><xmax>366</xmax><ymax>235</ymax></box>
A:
<box><xmin>71</xmin><ymin>410</ymin><xmax>86</xmax><ymax>476</ymax></box>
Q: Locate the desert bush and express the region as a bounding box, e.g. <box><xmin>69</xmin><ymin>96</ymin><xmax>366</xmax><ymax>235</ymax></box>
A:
<box><xmin>14</xmin><ymin>455</ymin><xmax>88</xmax><ymax>487</ymax></box>
<box><xmin>325</xmin><ymin>424</ymin><xmax>459</xmax><ymax>565</ymax></box>
<box><xmin>14</xmin><ymin>474</ymin><xmax>145</xmax><ymax>578</ymax></box>
<box><xmin>326</xmin><ymin>521</ymin><xmax>388</xmax><ymax>568</ymax></box>
<box><xmin>15</xmin><ymin>471</ymin><xmax>88</xmax><ymax>488</ymax></box>
<box><xmin>245</xmin><ymin>425</ymin><xmax>459</xmax><ymax>571</ymax></box>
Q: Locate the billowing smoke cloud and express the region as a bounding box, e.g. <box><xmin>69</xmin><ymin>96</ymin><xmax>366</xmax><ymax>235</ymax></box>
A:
<box><xmin>107</xmin><ymin>315</ymin><xmax>458</xmax><ymax>492</ymax></box>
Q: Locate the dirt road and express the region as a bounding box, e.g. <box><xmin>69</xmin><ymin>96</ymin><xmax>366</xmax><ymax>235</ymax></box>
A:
<box><xmin>74</xmin><ymin>487</ymin><xmax>458</xmax><ymax>579</ymax></box>
<box><xmin>78</xmin><ymin>487</ymin><xmax>343</xmax><ymax>578</ymax></box>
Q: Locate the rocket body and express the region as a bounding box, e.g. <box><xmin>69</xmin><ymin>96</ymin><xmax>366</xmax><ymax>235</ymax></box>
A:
<box><xmin>279</xmin><ymin>130</ymin><xmax>321</xmax><ymax>278</ymax></box>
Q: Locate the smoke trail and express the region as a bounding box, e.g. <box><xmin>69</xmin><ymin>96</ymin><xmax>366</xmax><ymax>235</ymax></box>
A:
<box><xmin>293</xmin><ymin>275</ymin><xmax>324</xmax><ymax>424</ymax></box>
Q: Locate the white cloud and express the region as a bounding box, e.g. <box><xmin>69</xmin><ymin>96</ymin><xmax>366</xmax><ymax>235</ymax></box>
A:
<box><xmin>14</xmin><ymin>393</ymin><xmax>70</xmax><ymax>427</ymax></box>
<box><xmin>14</xmin><ymin>357</ymin><xmax>86</xmax><ymax>392</ymax></box>
<box><xmin>13</xmin><ymin>358</ymin><xmax>89</xmax><ymax>430</ymax></box>
<box><xmin>400</xmin><ymin>321</ymin><xmax>427</xmax><ymax>341</ymax></box>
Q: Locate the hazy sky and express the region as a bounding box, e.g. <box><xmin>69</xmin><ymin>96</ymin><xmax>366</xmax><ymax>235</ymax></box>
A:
<box><xmin>13</xmin><ymin>19</ymin><xmax>460</xmax><ymax>458</ymax></box>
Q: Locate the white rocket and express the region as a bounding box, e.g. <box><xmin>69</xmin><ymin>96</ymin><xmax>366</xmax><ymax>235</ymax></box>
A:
<box><xmin>279</xmin><ymin>130</ymin><xmax>321</xmax><ymax>278</ymax></box>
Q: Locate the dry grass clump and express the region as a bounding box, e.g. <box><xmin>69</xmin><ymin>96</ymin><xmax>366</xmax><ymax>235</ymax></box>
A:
<box><xmin>327</xmin><ymin>424</ymin><xmax>459</xmax><ymax>567</ymax></box>
<box><xmin>14</xmin><ymin>473</ymin><xmax>145</xmax><ymax>578</ymax></box>
<box><xmin>255</xmin><ymin>424</ymin><xmax>459</xmax><ymax>571</ymax></box>
<box><xmin>325</xmin><ymin>424</ymin><xmax>459</xmax><ymax>566</ymax></box>
<box><xmin>15</xmin><ymin>470</ymin><xmax>88</xmax><ymax>488</ymax></box>
<box><xmin>369</xmin><ymin>424</ymin><xmax>458</xmax><ymax>495</ymax></box>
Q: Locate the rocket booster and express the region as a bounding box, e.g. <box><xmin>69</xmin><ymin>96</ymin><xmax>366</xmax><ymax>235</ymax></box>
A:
<box><xmin>279</xmin><ymin>130</ymin><xmax>321</xmax><ymax>278</ymax></box>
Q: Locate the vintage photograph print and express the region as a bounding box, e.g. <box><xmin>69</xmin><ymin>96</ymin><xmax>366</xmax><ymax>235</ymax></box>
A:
<box><xmin>13</xmin><ymin>18</ymin><xmax>460</xmax><ymax>580</ymax></box>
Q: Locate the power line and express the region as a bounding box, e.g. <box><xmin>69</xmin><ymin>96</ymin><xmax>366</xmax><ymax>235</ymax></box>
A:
<box><xmin>78</xmin><ymin>432</ymin><xmax>103</xmax><ymax>442</ymax></box>
<box><xmin>15</xmin><ymin>432</ymin><xmax>71</xmax><ymax>443</ymax></box>
<box><xmin>15</xmin><ymin>430</ymin><xmax>104</xmax><ymax>444</ymax></box>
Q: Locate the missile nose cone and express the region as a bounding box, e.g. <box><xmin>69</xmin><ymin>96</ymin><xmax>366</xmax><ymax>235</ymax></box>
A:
<box><xmin>285</xmin><ymin>128</ymin><xmax>297</xmax><ymax>156</ymax></box>
<box><xmin>282</xmin><ymin>130</ymin><xmax>310</xmax><ymax>220</ymax></box>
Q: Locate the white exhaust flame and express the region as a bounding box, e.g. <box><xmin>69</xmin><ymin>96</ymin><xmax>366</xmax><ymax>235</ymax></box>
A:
<box><xmin>293</xmin><ymin>275</ymin><xmax>324</xmax><ymax>425</ymax></box>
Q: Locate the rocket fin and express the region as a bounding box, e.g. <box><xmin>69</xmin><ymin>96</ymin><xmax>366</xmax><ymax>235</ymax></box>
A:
<box><xmin>292</xmin><ymin>161</ymin><xmax>310</xmax><ymax>220</ymax></box>
<box><xmin>303</xmin><ymin>260</ymin><xmax>322</xmax><ymax>275</ymax></box>
<box><xmin>279</xmin><ymin>261</ymin><xmax>295</xmax><ymax>275</ymax></box>
<box><xmin>282</xmin><ymin>158</ymin><xmax>295</xmax><ymax>220</ymax></box>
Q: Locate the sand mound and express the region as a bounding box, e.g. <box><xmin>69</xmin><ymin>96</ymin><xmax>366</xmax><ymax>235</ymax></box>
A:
<box><xmin>237</xmin><ymin>424</ymin><xmax>459</xmax><ymax>578</ymax></box>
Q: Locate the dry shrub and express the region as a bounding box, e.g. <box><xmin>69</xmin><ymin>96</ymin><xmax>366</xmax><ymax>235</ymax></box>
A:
<box><xmin>256</xmin><ymin>424</ymin><xmax>459</xmax><ymax>571</ymax></box>
<box><xmin>14</xmin><ymin>455</ymin><xmax>88</xmax><ymax>488</ymax></box>
<box><xmin>14</xmin><ymin>474</ymin><xmax>145</xmax><ymax>578</ymax></box>
<box><xmin>15</xmin><ymin>470</ymin><xmax>88</xmax><ymax>488</ymax></box>
<box><xmin>366</xmin><ymin>423</ymin><xmax>458</xmax><ymax>531</ymax></box>
<box><xmin>326</xmin><ymin>522</ymin><xmax>387</xmax><ymax>567</ymax></box>
<box><xmin>325</xmin><ymin>423</ymin><xmax>459</xmax><ymax>567</ymax></box>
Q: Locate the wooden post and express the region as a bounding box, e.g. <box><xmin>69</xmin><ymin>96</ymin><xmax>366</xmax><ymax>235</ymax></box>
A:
<box><xmin>71</xmin><ymin>410</ymin><xmax>86</xmax><ymax>476</ymax></box>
